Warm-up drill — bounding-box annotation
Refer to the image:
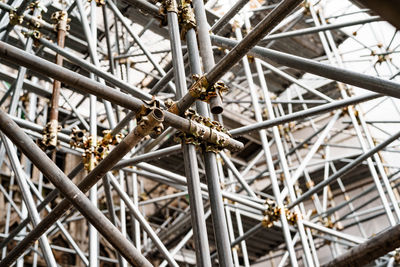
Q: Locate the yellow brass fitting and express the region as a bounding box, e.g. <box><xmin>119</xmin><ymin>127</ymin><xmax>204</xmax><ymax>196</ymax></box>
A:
<box><xmin>9</xmin><ymin>10</ymin><xmax>23</xmax><ymax>26</ymax></box>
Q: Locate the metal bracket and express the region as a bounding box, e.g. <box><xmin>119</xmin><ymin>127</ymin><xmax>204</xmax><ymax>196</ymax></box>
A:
<box><xmin>178</xmin><ymin>0</ymin><xmax>196</xmax><ymax>40</ymax></box>
<box><xmin>174</xmin><ymin>108</ymin><xmax>232</xmax><ymax>153</ymax></box>
<box><xmin>88</xmin><ymin>0</ymin><xmax>106</xmax><ymax>6</ymax></box>
<box><xmin>70</xmin><ymin>128</ymin><xmax>125</xmax><ymax>171</ymax></box>
<box><xmin>39</xmin><ymin>120</ymin><xmax>61</xmax><ymax>151</ymax></box>
<box><xmin>163</xmin><ymin>0</ymin><xmax>178</xmax><ymax>13</ymax></box>
<box><xmin>158</xmin><ymin>0</ymin><xmax>178</xmax><ymax>26</ymax></box>
<box><xmin>136</xmin><ymin>99</ymin><xmax>165</xmax><ymax>136</ymax></box>
<box><xmin>262</xmin><ymin>199</ymin><xmax>281</xmax><ymax>228</ymax></box>
<box><xmin>189</xmin><ymin>75</ymin><xmax>229</xmax><ymax>103</ymax></box>
<box><xmin>9</xmin><ymin>10</ymin><xmax>23</xmax><ymax>26</ymax></box>
<box><xmin>261</xmin><ymin>199</ymin><xmax>299</xmax><ymax>228</ymax></box>
<box><xmin>51</xmin><ymin>10</ymin><xmax>70</xmax><ymax>32</ymax></box>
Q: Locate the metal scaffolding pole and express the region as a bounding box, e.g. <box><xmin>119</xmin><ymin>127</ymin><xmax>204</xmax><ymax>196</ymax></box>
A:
<box><xmin>0</xmin><ymin>108</ymin><xmax>164</xmax><ymax>266</ymax></box>
<box><xmin>167</xmin><ymin>2</ymin><xmax>211</xmax><ymax>265</ymax></box>
<box><xmin>0</xmin><ymin>0</ymin><xmax>400</xmax><ymax>265</ymax></box>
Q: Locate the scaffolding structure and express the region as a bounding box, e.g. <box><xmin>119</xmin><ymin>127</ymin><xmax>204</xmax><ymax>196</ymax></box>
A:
<box><xmin>0</xmin><ymin>0</ymin><xmax>399</xmax><ymax>266</ymax></box>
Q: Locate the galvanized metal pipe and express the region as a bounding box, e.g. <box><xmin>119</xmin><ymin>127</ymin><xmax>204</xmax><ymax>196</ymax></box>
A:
<box><xmin>0</xmin><ymin>40</ymin><xmax>243</xmax><ymax>152</ymax></box>
<box><xmin>0</xmin><ymin>108</ymin><xmax>164</xmax><ymax>267</ymax></box>
<box><xmin>210</xmin><ymin>35</ymin><xmax>400</xmax><ymax>101</ymax></box>
<box><xmin>167</xmin><ymin>4</ymin><xmax>212</xmax><ymax>265</ymax></box>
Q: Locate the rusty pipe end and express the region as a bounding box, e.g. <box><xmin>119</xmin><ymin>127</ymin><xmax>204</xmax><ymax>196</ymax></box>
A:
<box><xmin>149</xmin><ymin>107</ymin><xmax>164</xmax><ymax>122</ymax></box>
<box><xmin>210</xmin><ymin>95</ymin><xmax>224</xmax><ymax>114</ymax></box>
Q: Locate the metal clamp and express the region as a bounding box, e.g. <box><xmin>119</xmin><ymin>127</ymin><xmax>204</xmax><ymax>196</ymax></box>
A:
<box><xmin>261</xmin><ymin>199</ymin><xmax>281</xmax><ymax>228</ymax></box>
<box><xmin>88</xmin><ymin>0</ymin><xmax>106</xmax><ymax>6</ymax></box>
<box><xmin>158</xmin><ymin>6</ymin><xmax>168</xmax><ymax>27</ymax></box>
<box><xmin>9</xmin><ymin>10</ymin><xmax>23</xmax><ymax>26</ymax></box>
<box><xmin>70</xmin><ymin>128</ymin><xmax>125</xmax><ymax>171</ymax></box>
<box><xmin>163</xmin><ymin>0</ymin><xmax>178</xmax><ymax>13</ymax></box>
<box><xmin>261</xmin><ymin>199</ymin><xmax>299</xmax><ymax>228</ymax></box>
<box><xmin>394</xmin><ymin>249</ymin><xmax>400</xmax><ymax>264</ymax></box>
<box><xmin>39</xmin><ymin>120</ymin><xmax>61</xmax><ymax>151</ymax></box>
<box><xmin>51</xmin><ymin>10</ymin><xmax>70</xmax><ymax>32</ymax></box>
<box><xmin>178</xmin><ymin>0</ymin><xmax>196</xmax><ymax>39</ymax></box>
<box><xmin>285</xmin><ymin>209</ymin><xmax>298</xmax><ymax>225</ymax></box>
<box><xmin>189</xmin><ymin>75</ymin><xmax>229</xmax><ymax>103</ymax></box>
<box><xmin>174</xmin><ymin>108</ymin><xmax>232</xmax><ymax>153</ymax></box>
<box><xmin>136</xmin><ymin>99</ymin><xmax>165</xmax><ymax>136</ymax></box>
<box><xmin>158</xmin><ymin>0</ymin><xmax>178</xmax><ymax>26</ymax></box>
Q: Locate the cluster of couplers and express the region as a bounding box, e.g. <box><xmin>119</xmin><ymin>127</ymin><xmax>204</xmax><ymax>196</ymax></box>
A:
<box><xmin>39</xmin><ymin>120</ymin><xmax>61</xmax><ymax>151</ymax></box>
<box><xmin>173</xmin><ymin>107</ymin><xmax>231</xmax><ymax>153</ymax></box>
<box><xmin>70</xmin><ymin>128</ymin><xmax>124</xmax><ymax>170</ymax></box>
<box><xmin>9</xmin><ymin>10</ymin><xmax>23</xmax><ymax>26</ymax></box>
<box><xmin>8</xmin><ymin>1</ymin><xmax>43</xmax><ymax>26</ymax></box>
<box><xmin>136</xmin><ymin>99</ymin><xmax>165</xmax><ymax>137</ymax></box>
<box><xmin>262</xmin><ymin>199</ymin><xmax>298</xmax><ymax>228</ymax></box>
<box><xmin>189</xmin><ymin>74</ymin><xmax>229</xmax><ymax>103</ymax></box>
<box><xmin>177</xmin><ymin>0</ymin><xmax>196</xmax><ymax>39</ymax></box>
<box><xmin>158</xmin><ymin>0</ymin><xmax>196</xmax><ymax>36</ymax></box>
<box><xmin>51</xmin><ymin>10</ymin><xmax>70</xmax><ymax>32</ymax></box>
<box><xmin>17</xmin><ymin>1</ymin><xmax>47</xmax><ymax>40</ymax></box>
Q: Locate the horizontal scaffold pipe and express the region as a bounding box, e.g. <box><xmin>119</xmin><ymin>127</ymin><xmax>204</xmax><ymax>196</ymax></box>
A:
<box><xmin>230</xmin><ymin>92</ymin><xmax>380</xmax><ymax>136</ymax></box>
<box><xmin>210</xmin><ymin>35</ymin><xmax>400</xmax><ymax>101</ymax></box>
<box><xmin>0</xmin><ymin>41</ymin><xmax>243</xmax><ymax>152</ymax></box>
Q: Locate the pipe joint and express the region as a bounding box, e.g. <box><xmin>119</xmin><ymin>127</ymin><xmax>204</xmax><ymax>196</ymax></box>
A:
<box><xmin>8</xmin><ymin>10</ymin><xmax>23</xmax><ymax>25</ymax></box>
<box><xmin>136</xmin><ymin>99</ymin><xmax>165</xmax><ymax>136</ymax></box>
<box><xmin>174</xmin><ymin>108</ymin><xmax>237</xmax><ymax>153</ymax></box>
<box><xmin>39</xmin><ymin>120</ymin><xmax>61</xmax><ymax>151</ymax></box>
<box><xmin>51</xmin><ymin>10</ymin><xmax>70</xmax><ymax>32</ymax></box>
<box><xmin>189</xmin><ymin>74</ymin><xmax>228</xmax><ymax>103</ymax></box>
<box><xmin>178</xmin><ymin>0</ymin><xmax>196</xmax><ymax>39</ymax></box>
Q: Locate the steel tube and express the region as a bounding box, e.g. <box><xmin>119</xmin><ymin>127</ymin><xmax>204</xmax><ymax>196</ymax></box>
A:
<box><xmin>322</xmin><ymin>222</ymin><xmax>400</xmax><ymax>266</ymax></box>
<box><xmin>193</xmin><ymin>0</ymin><xmax>223</xmax><ymax>113</ymax></box>
<box><xmin>0</xmin><ymin>108</ymin><xmax>164</xmax><ymax>267</ymax></box>
<box><xmin>230</xmin><ymin>92</ymin><xmax>380</xmax><ymax>135</ymax></box>
<box><xmin>107</xmin><ymin>0</ymin><xmax>176</xmax><ymax>93</ymax></box>
<box><xmin>205</xmin><ymin>0</ymin><xmax>303</xmax><ymax>86</ymax></box>
<box><xmin>234</xmin><ymin>22</ymin><xmax>298</xmax><ymax>264</ymax></box>
<box><xmin>2</xmin><ymin>134</ymin><xmax>57</xmax><ymax>267</ymax></box>
<box><xmin>210</xmin><ymin>0</ymin><xmax>250</xmax><ymax>34</ymax></box>
<box><xmin>210</xmin><ymin>35</ymin><xmax>400</xmax><ymax>101</ymax></box>
<box><xmin>252</xmin><ymin>54</ymin><xmax>313</xmax><ymax>266</ymax></box>
<box><xmin>289</xmin><ymin>129</ymin><xmax>400</xmax><ymax>208</ymax></box>
<box><xmin>167</xmin><ymin>5</ymin><xmax>212</xmax><ymax>265</ymax></box>
<box><xmin>259</xmin><ymin>16</ymin><xmax>381</xmax><ymax>43</ymax></box>
<box><xmin>113</xmin><ymin>144</ymin><xmax>181</xmax><ymax>170</ymax></box>
<box><xmin>121</xmin><ymin>0</ymin><xmax>161</xmax><ymax>19</ymax></box>
<box><xmin>0</xmin><ymin>163</ymin><xmax>84</xmax><ymax>250</ymax></box>
<box><xmin>0</xmin><ymin>41</ymin><xmax>243</xmax><ymax>152</ymax></box>
<box><xmin>186</xmin><ymin>10</ymin><xmax>233</xmax><ymax>265</ymax></box>
<box><xmin>47</xmin><ymin>12</ymin><xmax>68</xmax><ymax>150</ymax></box>
<box><xmin>219</xmin><ymin>151</ymin><xmax>257</xmax><ymax>198</ymax></box>
<box><xmin>38</xmin><ymin>36</ymin><xmax>152</xmax><ymax>101</ymax></box>
<box><xmin>107</xmin><ymin>173</ymin><xmax>179</xmax><ymax>267</ymax></box>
